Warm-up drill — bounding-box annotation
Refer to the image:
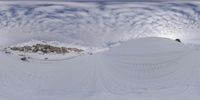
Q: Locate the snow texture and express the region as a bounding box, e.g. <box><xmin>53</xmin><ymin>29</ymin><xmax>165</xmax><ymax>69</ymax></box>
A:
<box><xmin>0</xmin><ymin>37</ymin><xmax>200</xmax><ymax>100</ymax></box>
<box><xmin>0</xmin><ymin>1</ymin><xmax>200</xmax><ymax>100</ymax></box>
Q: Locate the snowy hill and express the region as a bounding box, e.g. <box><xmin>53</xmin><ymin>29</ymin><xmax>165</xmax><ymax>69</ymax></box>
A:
<box><xmin>2</xmin><ymin>40</ymin><xmax>104</xmax><ymax>61</ymax></box>
<box><xmin>97</xmin><ymin>37</ymin><xmax>197</xmax><ymax>97</ymax></box>
<box><xmin>0</xmin><ymin>37</ymin><xmax>200</xmax><ymax>100</ymax></box>
<box><xmin>1</xmin><ymin>1</ymin><xmax>200</xmax><ymax>100</ymax></box>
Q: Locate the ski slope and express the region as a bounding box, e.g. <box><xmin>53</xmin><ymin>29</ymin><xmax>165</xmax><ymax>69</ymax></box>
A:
<box><xmin>0</xmin><ymin>37</ymin><xmax>200</xmax><ymax>100</ymax></box>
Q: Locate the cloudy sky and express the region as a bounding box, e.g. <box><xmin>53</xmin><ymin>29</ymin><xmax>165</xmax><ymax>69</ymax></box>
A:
<box><xmin>0</xmin><ymin>0</ymin><xmax>199</xmax><ymax>2</ymax></box>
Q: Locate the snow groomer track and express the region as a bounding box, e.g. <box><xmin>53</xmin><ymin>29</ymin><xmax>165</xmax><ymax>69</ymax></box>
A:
<box><xmin>0</xmin><ymin>1</ymin><xmax>200</xmax><ymax>100</ymax></box>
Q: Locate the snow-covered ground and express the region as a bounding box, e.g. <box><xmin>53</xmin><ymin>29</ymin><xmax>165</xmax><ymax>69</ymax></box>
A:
<box><xmin>3</xmin><ymin>40</ymin><xmax>105</xmax><ymax>61</ymax></box>
<box><xmin>0</xmin><ymin>37</ymin><xmax>200</xmax><ymax>100</ymax></box>
<box><xmin>1</xmin><ymin>1</ymin><xmax>200</xmax><ymax>100</ymax></box>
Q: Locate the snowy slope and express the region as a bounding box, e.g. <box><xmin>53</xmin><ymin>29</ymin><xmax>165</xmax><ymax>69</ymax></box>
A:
<box><xmin>0</xmin><ymin>37</ymin><xmax>200</xmax><ymax>100</ymax></box>
<box><xmin>0</xmin><ymin>51</ymin><xmax>97</xmax><ymax>100</ymax></box>
<box><xmin>3</xmin><ymin>40</ymin><xmax>105</xmax><ymax>61</ymax></box>
<box><xmin>0</xmin><ymin>1</ymin><xmax>200</xmax><ymax>100</ymax></box>
<box><xmin>97</xmin><ymin>37</ymin><xmax>197</xmax><ymax>97</ymax></box>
